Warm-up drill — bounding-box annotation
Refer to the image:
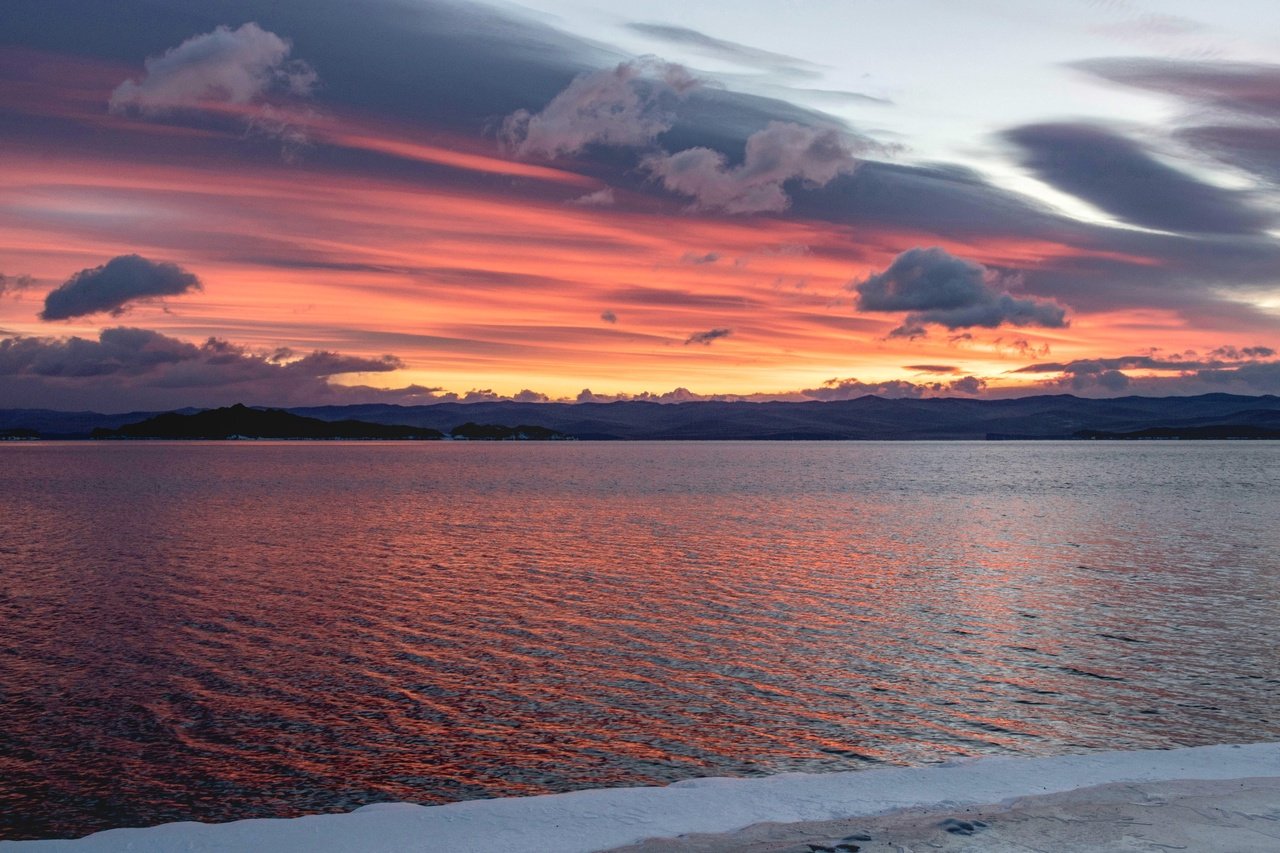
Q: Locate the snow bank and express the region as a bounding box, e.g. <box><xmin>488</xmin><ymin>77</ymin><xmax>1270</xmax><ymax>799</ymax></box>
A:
<box><xmin>6</xmin><ymin>742</ymin><xmax>1279</xmax><ymax>852</ymax></box>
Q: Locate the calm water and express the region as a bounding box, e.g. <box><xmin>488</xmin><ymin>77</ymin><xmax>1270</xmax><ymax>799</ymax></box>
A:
<box><xmin>1</xmin><ymin>441</ymin><xmax>1278</xmax><ymax>840</ymax></box>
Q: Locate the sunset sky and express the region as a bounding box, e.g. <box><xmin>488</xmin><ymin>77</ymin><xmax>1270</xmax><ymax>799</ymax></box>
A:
<box><xmin>2</xmin><ymin>0</ymin><xmax>1279</xmax><ymax>411</ymax></box>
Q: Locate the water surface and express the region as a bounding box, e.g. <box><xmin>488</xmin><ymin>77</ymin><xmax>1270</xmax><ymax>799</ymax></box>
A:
<box><xmin>1</xmin><ymin>441</ymin><xmax>1277</xmax><ymax>839</ymax></box>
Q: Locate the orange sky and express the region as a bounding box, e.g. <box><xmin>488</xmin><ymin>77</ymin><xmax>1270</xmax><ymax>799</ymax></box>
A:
<box><xmin>1</xmin><ymin>21</ymin><xmax>1278</xmax><ymax>407</ymax></box>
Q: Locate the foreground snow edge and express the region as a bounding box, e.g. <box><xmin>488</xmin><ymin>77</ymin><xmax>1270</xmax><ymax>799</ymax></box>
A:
<box><xmin>7</xmin><ymin>742</ymin><xmax>1280</xmax><ymax>852</ymax></box>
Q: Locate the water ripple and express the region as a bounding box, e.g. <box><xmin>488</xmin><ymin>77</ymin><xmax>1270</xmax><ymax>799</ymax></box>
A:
<box><xmin>1</xmin><ymin>441</ymin><xmax>1277</xmax><ymax>840</ymax></box>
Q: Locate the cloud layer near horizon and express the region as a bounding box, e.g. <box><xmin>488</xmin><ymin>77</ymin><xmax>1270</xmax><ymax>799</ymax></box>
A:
<box><xmin>2</xmin><ymin>325</ymin><xmax>1277</xmax><ymax>412</ymax></box>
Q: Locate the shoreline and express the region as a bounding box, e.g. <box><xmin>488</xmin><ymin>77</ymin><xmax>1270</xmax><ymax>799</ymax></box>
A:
<box><xmin>609</xmin><ymin>776</ymin><xmax>1280</xmax><ymax>852</ymax></box>
<box><xmin>4</xmin><ymin>742</ymin><xmax>1278</xmax><ymax>852</ymax></box>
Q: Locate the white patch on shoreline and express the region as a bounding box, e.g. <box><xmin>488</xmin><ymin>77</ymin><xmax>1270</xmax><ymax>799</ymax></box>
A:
<box><xmin>7</xmin><ymin>742</ymin><xmax>1280</xmax><ymax>852</ymax></box>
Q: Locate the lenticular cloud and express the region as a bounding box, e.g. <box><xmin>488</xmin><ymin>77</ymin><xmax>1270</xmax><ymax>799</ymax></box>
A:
<box><xmin>41</xmin><ymin>255</ymin><xmax>202</xmax><ymax>321</ymax></box>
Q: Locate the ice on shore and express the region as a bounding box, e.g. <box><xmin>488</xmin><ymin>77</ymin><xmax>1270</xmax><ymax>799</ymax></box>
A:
<box><xmin>5</xmin><ymin>742</ymin><xmax>1279</xmax><ymax>852</ymax></box>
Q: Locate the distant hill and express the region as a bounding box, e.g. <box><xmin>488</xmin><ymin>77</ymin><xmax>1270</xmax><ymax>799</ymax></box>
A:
<box><xmin>1075</xmin><ymin>424</ymin><xmax>1280</xmax><ymax>440</ymax></box>
<box><xmin>450</xmin><ymin>422</ymin><xmax>571</xmax><ymax>440</ymax></box>
<box><xmin>288</xmin><ymin>393</ymin><xmax>1280</xmax><ymax>441</ymax></box>
<box><xmin>90</xmin><ymin>404</ymin><xmax>444</xmax><ymax>440</ymax></box>
<box><xmin>3</xmin><ymin>393</ymin><xmax>1280</xmax><ymax>441</ymax></box>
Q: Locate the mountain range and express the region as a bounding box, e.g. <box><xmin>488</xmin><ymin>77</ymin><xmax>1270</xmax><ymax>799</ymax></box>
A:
<box><xmin>3</xmin><ymin>393</ymin><xmax>1280</xmax><ymax>440</ymax></box>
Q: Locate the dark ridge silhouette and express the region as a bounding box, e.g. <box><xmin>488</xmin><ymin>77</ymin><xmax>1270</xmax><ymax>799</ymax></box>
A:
<box><xmin>6</xmin><ymin>393</ymin><xmax>1280</xmax><ymax>440</ymax></box>
<box><xmin>90</xmin><ymin>404</ymin><xmax>444</xmax><ymax>440</ymax></box>
<box><xmin>449</xmin><ymin>422</ymin><xmax>572</xmax><ymax>440</ymax></box>
<box><xmin>288</xmin><ymin>393</ymin><xmax>1280</xmax><ymax>440</ymax></box>
<box><xmin>1074</xmin><ymin>424</ymin><xmax>1280</xmax><ymax>440</ymax></box>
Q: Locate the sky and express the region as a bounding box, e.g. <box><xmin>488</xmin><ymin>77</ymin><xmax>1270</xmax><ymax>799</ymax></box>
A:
<box><xmin>2</xmin><ymin>0</ymin><xmax>1279</xmax><ymax>411</ymax></box>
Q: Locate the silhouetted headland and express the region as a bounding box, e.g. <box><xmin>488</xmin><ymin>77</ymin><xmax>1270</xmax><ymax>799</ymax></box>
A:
<box><xmin>89</xmin><ymin>404</ymin><xmax>444</xmax><ymax>440</ymax></box>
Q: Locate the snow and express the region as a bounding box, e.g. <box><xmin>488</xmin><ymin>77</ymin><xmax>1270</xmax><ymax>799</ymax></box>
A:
<box><xmin>5</xmin><ymin>742</ymin><xmax>1279</xmax><ymax>852</ymax></box>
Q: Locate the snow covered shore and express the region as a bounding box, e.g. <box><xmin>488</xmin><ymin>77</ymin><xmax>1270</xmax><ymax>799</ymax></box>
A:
<box><xmin>5</xmin><ymin>742</ymin><xmax>1278</xmax><ymax>852</ymax></box>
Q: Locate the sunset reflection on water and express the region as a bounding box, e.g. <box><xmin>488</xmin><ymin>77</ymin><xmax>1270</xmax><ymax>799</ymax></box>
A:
<box><xmin>1</xmin><ymin>441</ymin><xmax>1277</xmax><ymax>839</ymax></box>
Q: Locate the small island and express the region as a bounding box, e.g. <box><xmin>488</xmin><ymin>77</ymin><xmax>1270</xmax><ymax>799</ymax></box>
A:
<box><xmin>449</xmin><ymin>422</ymin><xmax>573</xmax><ymax>441</ymax></box>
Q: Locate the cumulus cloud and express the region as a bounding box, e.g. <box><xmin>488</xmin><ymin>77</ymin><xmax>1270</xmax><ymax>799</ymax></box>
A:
<box><xmin>684</xmin><ymin>327</ymin><xmax>732</xmax><ymax>345</ymax></box>
<box><xmin>503</xmin><ymin>57</ymin><xmax>859</xmax><ymax>213</ymax></box>
<box><xmin>0</xmin><ymin>327</ymin><xmax>408</xmax><ymax>410</ymax></box>
<box><xmin>591</xmin><ymin>377</ymin><xmax>996</xmax><ymax>404</ymax></box>
<box><xmin>852</xmin><ymin>247</ymin><xmax>1067</xmax><ymax>337</ymax></box>
<box><xmin>569</xmin><ymin>187</ymin><xmax>616</xmax><ymax>206</ymax></box>
<box><xmin>948</xmin><ymin>375</ymin><xmax>987</xmax><ymax>395</ymax></box>
<box><xmin>0</xmin><ymin>273</ymin><xmax>35</xmax><ymax>298</ymax></box>
<box><xmin>645</xmin><ymin>122</ymin><xmax>860</xmax><ymax>213</ymax></box>
<box><xmin>110</xmin><ymin>23</ymin><xmax>317</xmax><ymax>115</ymax></box>
<box><xmin>502</xmin><ymin>58</ymin><xmax>697</xmax><ymax>159</ymax></box>
<box><xmin>41</xmin><ymin>255</ymin><xmax>202</xmax><ymax>321</ymax></box>
<box><xmin>576</xmin><ymin>386</ymin><xmax>707</xmax><ymax>403</ymax></box>
<box><xmin>797</xmin><ymin>376</ymin><xmax>986</xmax><ymax>400</ymax></box>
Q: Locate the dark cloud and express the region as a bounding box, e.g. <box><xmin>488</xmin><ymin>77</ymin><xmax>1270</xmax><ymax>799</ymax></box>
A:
<box><xmin>1180</xmin><ymin>125</ymin><xmax>1280</xmax><ymax>182</ymax></box>
<box><xmin>645</xmin><ymin>121</ymin><xmax>860</xmax><ymax>213</ymax></box>
<box><xmin>684</xmin><ymin>328</ymin><xmax>732</xmax><ymax>345</ymax></box>
<box><xmin>6</xmin><ymin>1</ymin><xmax>1279</xmax><ymax>339</ymax></box>
<box><xmin>2</xmin><ymin>0</ymin><xmax>611</xmax><ymax>135</ymax></box>
<box><xmin>600</xmin><ymin>310</ymin><xmax>617</xmax><ymax>323</ymax></box>
<box><xmin>279</xmin><ymin>351</ymin><xmax>403</xmax><ymax>375</ymax></box>
<box><xmin>1012</xmin><ymin>351</ymin><xmax>1274</xmax><ymax>375</ymax></box>
<box><xmin>680</xmin><ymin>252</ymin><xmax>720</xmax><ymax>264</ymax></box>
<box><xmin>0</xmin><ymin>327</ymin><xmax>408</xmax><ymax>411</ymax></box>
<box><xmin>41</xmin><ymin>255</ymin><xmax>202</xmax><ymax>321</ymax></box>
<box><xmin>626</xmin><ymin>23</ymin><xmax>819</xmax><ymax>77</ymax></box>
<box><xmin>905</xmin><ymin>364</ymin><xmax>959</xmax><ymax>373</ymax></box>
<box><xmin>609</xmin><ymin>286</ymin><xmax>759</xmax><ymax>309</ymax></box>
<box><xmin>948</xmin><ymin>375</ymin><xmax>986</xmax><ymax>395</ymax></box>
<box><xmin>1210</xmin><ymin>345</ymin><xmax>1275</xmax><ymax>360</ymax></box>
<box><xmin>852</xmin><ymin>247</ymin><xmax>1067</xmax><ymax>337</ymax></box>
<box><xmin>785</xmin><ymin>156</ymin><xmax>1278</xmax><ymax>331</ymax></box>
<box><xmin>0</xmin><ymin>273</ymin><xmax>35</xmax><ymax>298</ymax></box>
<box><xmin>1011</xmin><ymin>349</ymin><xmax>1280</xmax><ymax>394</ymax></box>
<box><xmin>1002</xmin><ymin>122</ymin><xmax>1269</xmax><ymax>234</ymax></box>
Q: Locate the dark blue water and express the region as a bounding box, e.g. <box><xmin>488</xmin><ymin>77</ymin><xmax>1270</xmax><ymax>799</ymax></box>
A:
<box><xmin>1</xmin><ymin>441</ymin><xmax>1277</xmax><ymax>840</ymax></box>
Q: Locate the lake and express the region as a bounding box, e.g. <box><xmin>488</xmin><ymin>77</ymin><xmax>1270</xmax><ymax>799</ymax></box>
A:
<box><xmin>1</xmin><ymin>441</ymin><xmax>1277</xmax><ymax>840</ymax></box>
